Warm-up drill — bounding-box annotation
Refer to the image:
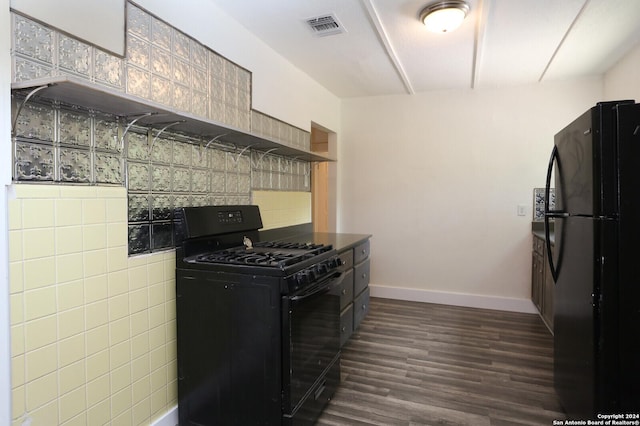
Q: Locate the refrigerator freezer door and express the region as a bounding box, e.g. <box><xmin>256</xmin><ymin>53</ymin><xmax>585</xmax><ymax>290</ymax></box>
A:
<box><xmin>554</xmin><ymin>102</ymin><xmax>628</xmax><ymax>217</ymax></box>
<box><xmin>554</xmin><ymin>109</ymin><xmax>594</xmax><ymax>216</ymax></box>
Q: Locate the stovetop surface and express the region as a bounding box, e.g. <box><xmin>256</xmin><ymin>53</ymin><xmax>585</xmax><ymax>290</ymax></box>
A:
<box><xmin>184</xmin><ymin>241</ymin><xmax>333</xmax><ymax>270</ymax></box>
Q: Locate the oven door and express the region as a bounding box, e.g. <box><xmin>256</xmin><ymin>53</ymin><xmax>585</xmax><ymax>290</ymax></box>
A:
<box><xmin>282</xmin><ymin>271</ymin><xmax>343</xmax><ymax>418</ymax></box>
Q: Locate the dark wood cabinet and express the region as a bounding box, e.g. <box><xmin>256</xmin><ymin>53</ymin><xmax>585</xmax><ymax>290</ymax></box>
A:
<box><xmin>531</xmin><ymin>238</ymin><xmax>544</xmax><ymax>311</ymax></box>
<box><xmin>531</xmin><ymin>234</ymin><xmax>554</xmax><ymax>333</ymax></box>
<box><xmin>338</xmin><ymin>238</ymin><xmax>371</xmax><ymax>346</ymax></box>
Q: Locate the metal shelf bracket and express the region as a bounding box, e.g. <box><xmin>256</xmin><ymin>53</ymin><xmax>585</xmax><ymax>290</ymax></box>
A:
<box><xmin>120</xmin><ymin>112</ymin><xmax>155</xmax><ymax>151</ymax></box>
<box><xmin>148</xmin><ymin>121</ymin><xmax>185</xmax><ymax>154</ymax></box>
<box><xmin>11</xmin><ymin>84</ymin><xmax>51</xmax><ymax>137</ymax></box>
<box><xmin>252</xmin><ymin>148</ymin><xmax>279</xmax><ymax>169</ymax></box>
<box><xmin>204</xmin><ymin>133</ymin><xmax>229</xmax><ymax>149</ymax></box>
<box><xmin>229</xmin><ymin>144</ymin><xmax>253</xmax><ymax>164</ymax></box>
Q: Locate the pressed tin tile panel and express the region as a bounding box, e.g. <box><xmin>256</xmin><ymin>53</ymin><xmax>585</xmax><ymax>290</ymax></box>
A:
<box><xmin>58</xmin><ymin>35</ymin><xmax>91</xmax><ymax>77</ymax></box>
<box><xmin>151</xmin><ymin>17</ymin><xmax>171</xmax><ymax>51</ymax></box>
<box><xmin>94</xmin><ymin>49</ymin><xmax>124</xmax><ymax>88</ymax></box>
<box><xmin>533</xmin><ymin>187</ymin><xmax>556</xmax><ymax>221</ymax></box>
<box><xmin>13</xmin><ymin>56</ymin><xmax>53</xmax><ymax>82</ymax></box>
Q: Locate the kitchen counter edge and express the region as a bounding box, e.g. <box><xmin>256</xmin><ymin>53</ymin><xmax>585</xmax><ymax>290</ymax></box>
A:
<box><xmin>531</xmin><ymin>221</ymin><xmax>555</xmax><ymax>245</ymax></box>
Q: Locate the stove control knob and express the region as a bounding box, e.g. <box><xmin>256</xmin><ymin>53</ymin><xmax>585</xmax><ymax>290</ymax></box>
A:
<box><xmin>306</xmin><ymin>269</ymin><xmax>316</xmax><ymax>282</ymax></box>
<box><xmin>296</xmin><ymin>272</ymin><xmax>310</xmax><ymax>287</ymax></box>
<box><xmin>316</xmin><ymin>263</ymin><xmax>328</xmax><ymax>275</ymax></box>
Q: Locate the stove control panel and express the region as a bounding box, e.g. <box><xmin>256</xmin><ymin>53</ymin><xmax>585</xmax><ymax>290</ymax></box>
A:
<box><xmin>290</xmin><ymin>256</ymin><xmax>342</xmax><ymax>292</ymax></box>
<box><xmin>217</xmin><ymin>210</ymin><xmax>243</xmax><ymax>224</ymax></box>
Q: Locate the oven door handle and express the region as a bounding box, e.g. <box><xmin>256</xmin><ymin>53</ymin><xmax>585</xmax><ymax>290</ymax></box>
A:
<box><xmin>290</xmin><ymin>272</ymin><xmax>345</xmax><ymax>302</ymax></box>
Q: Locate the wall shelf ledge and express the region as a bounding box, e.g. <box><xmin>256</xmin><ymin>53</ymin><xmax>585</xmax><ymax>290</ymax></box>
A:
<box><xmin>11</xmin><ymin>76</ymin><xmax>336</xmax><ymax>162</ymax></box>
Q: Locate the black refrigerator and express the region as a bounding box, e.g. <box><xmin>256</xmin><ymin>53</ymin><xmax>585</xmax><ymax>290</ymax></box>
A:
<box><xmin>544</xmin><ymin>100</ymin><xmax>640</xmax><ymax>419</ymax></box>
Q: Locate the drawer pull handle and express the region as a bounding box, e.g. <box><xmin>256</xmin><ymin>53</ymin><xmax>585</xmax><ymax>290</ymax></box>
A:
<box><xmin>341</xmin><ymin>289</ymin><xmax>347</xmax><ymax>295</ymax></box>
<box><xmin>362</xmin><ymin>273</ymin><xmax>367</xmax><ymax>279</ymax></box>
<box><xmin>341</xmin><ymin>326</ymin><xmax>346</xmax><ymax>332</ymax></box>
<box><xmin>362</xmin><ymin>249</ymin><xmax>366</xmax><ymax>255</ymax></box>
<box><xmin>362</xmin><ymin>304</ymin><xmax>367</xmax><ymax>310</ymax></box>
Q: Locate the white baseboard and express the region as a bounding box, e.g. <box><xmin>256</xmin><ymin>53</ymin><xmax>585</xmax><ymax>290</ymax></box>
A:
<box><xmin>369</xmin><ymin>284</ymin><xmax>538</xmax><ymax>314</ymax></box>
<box><xmin>152</xmin><ymin>406</ymin><xmax>178</xmax><ymax>426</ymax></box>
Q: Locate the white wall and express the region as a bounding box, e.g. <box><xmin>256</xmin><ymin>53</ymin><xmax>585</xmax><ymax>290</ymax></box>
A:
<box><xmin>133</xmin><ymin>0</ymin><xmax>341</xmax><ymax>134</ymax></box>
<box><xmin>338</xmin><ymin>77</ymin><xmax>603</xmax><ymax>310</ymax></box>
<box><xmin>604</xmin><ymin>43</ymin><xmax>640</xmax><ymax>101</ymax></box>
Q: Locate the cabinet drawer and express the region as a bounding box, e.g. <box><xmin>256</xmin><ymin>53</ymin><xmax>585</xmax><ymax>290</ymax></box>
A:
<box><xmin>354</xmin><ymin>258</ymin><xmax>370</xmax><ymax>296</ymax></box>
<box><xmin>338</xmin><ymin>269</ymin><xmax>354</xmax><ymax>311</ymax></box>
<box><xmin>340</xmin><ymin>304</ymin><xmax>354</xmax><ymax>347</ymax></box>
<box><xmin>353</xmin><ymin>287</ymin><xmax>370</xmax><ymax>331</ymax></box>
<box><xmin>354</xmin><ymin>240</ymin><xmax>370</xmax><ymax>265</ymax></box>
<box><xmin>533</xmin><ymin>235</ymin><xmax>545</xmax><ymax>255</ymax></box>
<box><xmin>337</xmin><ymin>249</ymin><xmax>353</xmax><ymax>271</ymax></box>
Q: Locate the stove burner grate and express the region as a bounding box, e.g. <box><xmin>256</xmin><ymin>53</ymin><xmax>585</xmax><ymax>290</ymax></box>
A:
<box><xmin>192</xmin><ymin>241</ymin><xmax>332</xmax><ymax>268</ymax></box>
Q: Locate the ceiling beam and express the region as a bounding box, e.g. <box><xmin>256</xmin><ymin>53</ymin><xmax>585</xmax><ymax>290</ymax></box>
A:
<box><xmin>538</xmin><ymin>0</ymin><xmax>591</xmax><ymax>82</ymax></box>
<box><xmin>471</xmin><ymin>0</ymin><xmax>488</xmax><ymax>89</ymax></box>
<box><xmin>361</xmin><ymin>0</ymin><xmax>415</xmax><ymax>95</ymax></box>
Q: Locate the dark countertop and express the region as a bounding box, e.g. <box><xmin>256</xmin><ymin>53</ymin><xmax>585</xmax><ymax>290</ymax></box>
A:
<box><xmin>532</xmin><ymin>221</ymin><xmax>555</xmax><ymax>245</ymax></box>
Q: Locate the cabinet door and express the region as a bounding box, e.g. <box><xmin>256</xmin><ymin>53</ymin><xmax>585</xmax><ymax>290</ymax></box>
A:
<box><xmin>337</xmin><ymin>248</ymin><xmax>353</xmax><ymax>271</ymax></box>
<box><xmin>531</xmin><ymin>252</ymin><xmax>543</xmax><ymax>310</ymax></box>
<box><xmin>354</xmin><ymin>259</ymin><xmax>370</xmax><ymax>296</ymax></box>
<box><xmin>339</xmin><ymin>304</ymin><xmax>354</xmax><ymax>347</ymax></box>
<box><xmin>354</xmin><ymin>240</ymin><xmax>370</xmax><ymax>264</ymax></box>
<box><xmin>338</xmin><ymin>269</ymin><xmax>354</xmax><ymax>311</ymax></box>
<box><xmin>353</xmin><ymin>287</ymin><xmax>370</xmax><ymax>331</ymax></box>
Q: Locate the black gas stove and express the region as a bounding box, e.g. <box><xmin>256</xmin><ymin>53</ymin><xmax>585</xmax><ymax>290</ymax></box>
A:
<box><xmin>174</xmin><ymin>205</ymin><xmax>342</xmax><ymax>425</ymax></box>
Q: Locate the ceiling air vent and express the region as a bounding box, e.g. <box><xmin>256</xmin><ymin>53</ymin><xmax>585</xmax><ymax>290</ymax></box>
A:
<box><xmin>305</xmin><ymin>14</ymin><xmax>346</xmax><ymax>37</ymax></box>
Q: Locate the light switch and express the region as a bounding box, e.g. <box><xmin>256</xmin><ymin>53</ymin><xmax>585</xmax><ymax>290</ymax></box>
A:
<box><xmin>517</xmin><ymin>204</ymin><xmax>527</xmax><ymax>216</ymax></box>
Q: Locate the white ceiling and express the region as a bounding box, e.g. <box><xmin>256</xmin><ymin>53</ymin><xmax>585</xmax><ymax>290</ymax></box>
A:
<box><xmin>211</xmin><ymin>0</ymin><xmax>640</xmax><ymax>98</ymax></box>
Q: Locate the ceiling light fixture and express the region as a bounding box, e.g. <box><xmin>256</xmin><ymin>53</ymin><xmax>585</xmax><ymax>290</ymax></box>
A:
<box><xmin>419</xmin><ymin>1</ymin><xmax>470</xmax><ymax>33</ymax></box>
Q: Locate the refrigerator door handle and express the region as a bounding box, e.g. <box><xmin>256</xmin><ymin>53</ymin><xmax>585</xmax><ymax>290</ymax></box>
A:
<box><xmin>546</xmin><ymin>211</ymin><xmax>569</xmax><ymax>218</ymax></box>
<box><xmin>544</xmin><ymin>145</ymin><xmax>561</xmax><ymax>282</ymax></box>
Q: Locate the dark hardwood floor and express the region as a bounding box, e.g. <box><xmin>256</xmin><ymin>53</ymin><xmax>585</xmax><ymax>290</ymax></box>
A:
<box><xmin>318</xmin><ymin>297</ymin><xmax>566</xmax><ymax>426</ymax></box>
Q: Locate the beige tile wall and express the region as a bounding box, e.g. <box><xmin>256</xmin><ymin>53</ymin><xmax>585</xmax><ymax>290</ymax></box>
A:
<box><xmin>9</xmin><ymin>184</ymin><xmax>177</xmax><ymax>425</ymax></box>
<box><xmin>252</xmin><ymin>191</ymin><xmax>312</xmax><ymax>230</ymax></box>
